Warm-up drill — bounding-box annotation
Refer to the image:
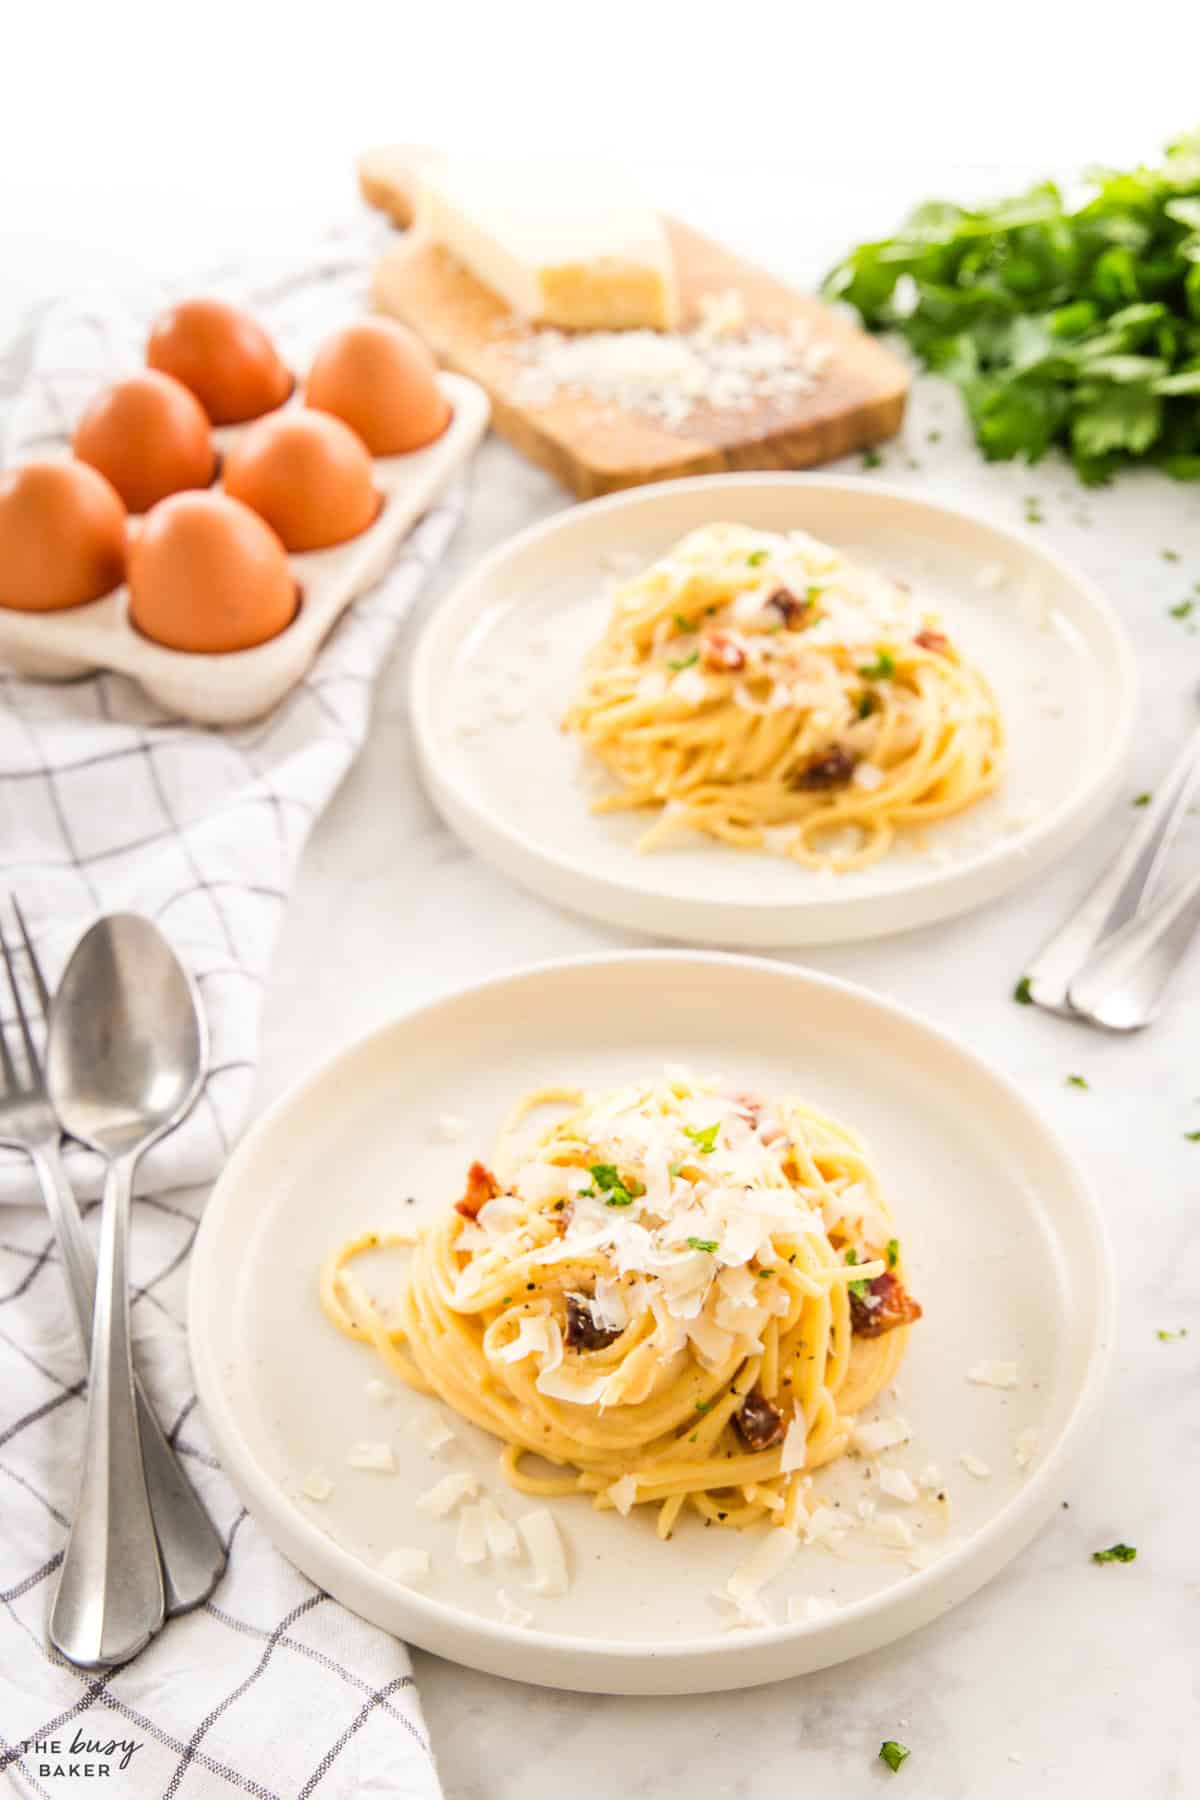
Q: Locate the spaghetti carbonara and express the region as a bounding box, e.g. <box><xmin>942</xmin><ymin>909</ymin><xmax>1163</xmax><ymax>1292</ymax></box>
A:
<box><xmin>321</xmin><ymin>1069</ymin><xmax>921</xmax><ymax>1537</ymax></box>
<box><xmin>564</xmin><ymin>523</ymin><xmax>1004</xmax><ymax>871</ymax></box>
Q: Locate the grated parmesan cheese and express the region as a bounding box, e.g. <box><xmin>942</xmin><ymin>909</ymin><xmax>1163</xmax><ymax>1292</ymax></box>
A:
<box><xmin>365</xmin><ymin>1378</ymin><xmax>395</xmax><ymax>1405</ymax></box>
<box><xmin>868</xmin><ymin>1513</ymin><xmax>915</xmax><ymax>1550</ymax></box>
<box><xmin>852</xmin><ymin>1417</ymin><xmax>913</xmax><ymax>1457</ymax></box>
<box><xmin>347</xmin><ymin>1441</ymin><xmax>395</xmax><ymax>1474</ymax></box>
<box><xmin>301</xmin><ymin>1470</ymin><xmax>334</xmax><ymax>1502</ymax></box>
<box><xmin>878</xmin><ymin>1467</ymin><xmax>918</xmax><ymax>1504</ymax></box>
<box><xmin>517</xmin><ymin>1509</ymin><xmax>570</xmax><ymax>1597</ymax></box>
<box><xmin>497</xmin><ymin>1588</ymin><xmax>534</xmax><ymax>1629</ymax></box>
<box><xmin>1015</xmin><ymin>1428</ymin><xmax>1039</xmax><ymax>1470</ymax></box>
<box><xmin>480</xmin><ymin>1497</ymin><xmax>522</xmax><ymax>1562</ymax></box>
<box><xmin>379</xmin><ymin>1548</ymin><xmax>431</xmax><ymax>1586</ymax></box>
<box><xmin>960</xmin><ymin>1451</ymin><xmax>992</xmax><ymax>1480</ymax></box>
<box><xmin>788</xmin><ymin>1593</ymin><xmax>836</xmax><ymax>1624</ymax></box>
<box><xmin>967</xmin><ymin>1359</ymin><xmax>1019</xmax><ymax>1389</ymax></box>
<box><xmin>456</xmin><ymin>1503</ymin><xmax>489</xmax><ymax>1565</ymax></box>
<box><xmin>421</xmin><ymin>1412</ymin><xmax>457</xmax><ymax>1454</ymax></box>
<box><xmin>416</xmin><ymin>1471</ymin><xmax>480</xmax><ymax>1517</ymax></box>
<box><xmin>606</xmin><ymin>1474</ymin><xmax>639</xmax><ymax>1517</ymax></box>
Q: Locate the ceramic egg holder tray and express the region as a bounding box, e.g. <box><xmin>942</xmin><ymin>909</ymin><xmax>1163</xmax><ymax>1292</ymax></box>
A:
<box><xmin>0</xmin><ymin>372</ymin><xmax>489</xmax><ymax>726</ymax></box>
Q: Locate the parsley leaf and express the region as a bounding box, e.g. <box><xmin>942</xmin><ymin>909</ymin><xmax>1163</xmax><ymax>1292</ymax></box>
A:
<box><xmin>1092</xmin><ymin>1543</ymin><xmax>1137</xmax><ymax>1564</ymax></box>
<box><xmin>668</xmin><ymin>650</ymin><xmax>700</xmax><ymax>672</ymax></box>
<box><xmin>686</xmin><ymin>1236</ymin><xmax>719</xmax><ymax>1253</ymax></box>
<box><xmin>588</xmin><ymin>1163</ymin><xmax>638</xmax><ymax>1207</ymax></box>
<box><xmin>1184</xmin><ymin>1132</ymin><xmax>1200</xmax><ymax>1143</ymax></box>
<box><xmin>862</xmin><ymin>447</ymin><xmax>884</xmax><ymax>470</ymax></box>
<box><xmin>1169</xmin><ymin>598</ymin><xmax>1194</xmax><ymax>621</ymax></box>
<box><xmin>823</xmin><ymin>134</ymin><xmax>1200</xmax><ymax>484</ymax></box>
<box><xmin>886</xmin><ymin>1237</ymin><xmax>899</xmax><ymax>1268</ymax></box>
<box><xmin>1132</xmin><ymin>792</ymin><xmax>1152</xmax><ymax>807</ymax></box>
<box><xmin>1066</xmin><ymin>1073</ymin><xmax>1089</xmax><ymax>1090</ymax></box>
<box><xmin>747</xmin><ymin>549</ymin><xmax>768</xmax><ymax>566</ymax></box>
<box><xmin>879</xmin><ymin>1741</ymin><xmax>910</xmax><ymax>1773</ymax></box>
<box><xmin>858</xmin><ymin>649</ymin><xmax>896</xmax><ymax>680</ymax></box>
<box><xmin>1157</xmin><ymin>1327</ymin><xmax>1188</xmax><ymax>1340</ymax></box>
<box><xmin>1013</xmin><ymin>976</ymin><xmax>1034</xmax><ymax>1004</ymax></box>
<box><xmin>684</xmin><ymin>1122</ymin><xmax>720</xmax><ymax>1155</ymax></box>
<box><xmin>673</xmin><ymin>613</ymin><xmax>692</xmax><ymax>632</ymax></box>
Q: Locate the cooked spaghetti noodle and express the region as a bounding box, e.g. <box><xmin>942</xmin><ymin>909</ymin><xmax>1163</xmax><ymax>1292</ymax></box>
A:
<box><xmin>321</xmin><ymin>1069</ymin><xmax>921</xmax><ymax>1537</ymax></box>
<box><xmin>563</xmin><ymin>523</ymin><xmax>1004</xmax><ymax>871</ymax></box>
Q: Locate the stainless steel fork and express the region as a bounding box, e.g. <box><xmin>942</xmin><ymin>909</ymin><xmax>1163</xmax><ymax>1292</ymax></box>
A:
<box><xmin>0</xmin><ymin>898</ymin><xmax>226</xmax><ymax>1617</ymax></box>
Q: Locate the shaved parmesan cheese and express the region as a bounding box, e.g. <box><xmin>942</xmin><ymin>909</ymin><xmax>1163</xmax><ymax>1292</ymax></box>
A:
<box><xmin>480</xmin><ymin>1497</ymin><xmax>521</xmax><ymax>1562</ymax></box>
<box><xmin>869</xmin><ymin>1513</ymin><xmax>915</xmax><ymax>1550</ymax></box>
<box><xmin>456</xmin><ymin>1503</ymin><xmax>489</xmax><ymax>1565</ymax></box>
<box><xmin>436</xmin><ymin>1113</ymin><xmax>466</xmax><ymax>1141</ymax></box>
<box><xmin>803</xmin><ymin>1506</ymin><xmax>848</xmax><ymax>1549</ymax></box>
<box><xmin>852</xmin><ymin>1417</ymin><xmax>912</xmax><ymax>1456</ymax></box>
<box><xmin>348</xmin><ymin>1441</ymin><xmax>395</xmax><ymax>1474</ymax></box>
<box><xmin>365</xmin><ymin>1378</ymin><xmax>395</xmax><ymax>1405</ymax></box>
<box><xmin>379</xmin><ymin>1548</ymin><xmax>430</xmax><ymax>1586</ymax></box>
<box><xmin>967</xmin><ymin>1360</ymin><xmax>1019</xmax><ymax>1389</ymax></box>
<box><xmin>417</xmin><ymin>1471</ymin><xmax>480</xmax><ymax>1517</ymax></box>
<box><xmin>497</xmin><ymin>1588</ymin><xmax>533</xmax><ymax>1629</ymax></box>
<box><xmin>852</xmin><ymin>762</ymin><xmax>885</xmax><ymax>792</ymax></box>
<box><xmin>878</xmin><ymin>1467</ymin><xmax>918</xmax><ymax>1504</ymax></box>
<box><xmin>421</xmin><ymin>1412</ymin><xmax>457</xmax><ymax>1455</ymax></box>
<box><xmin>606</xmin><ymin>1474</ymin><xmax>639</xmax><ymax>1517</ymax></box>
<box><xmin>726</xmin><ymin>1526</ymin><xmax>798</xmax><ymax>1609</ymax></box>
<box><xmin>1015</xmin><ymin>1429</ymin><xmax>1039</xmax><ymax>1470</ymax></box>
<box><xmin>918</xmin><ymin>1464</ymin><xmax>943</xmax><ymax>1493</ymax></box>
<box><xmin>779</xmin><ymin>1406</ymin><xmax>808</xmax><ymax>1475</ymax></box>
<box><xmin>495</xmin><ymin>1313</ymin><xmax>554</xmax><ymax>1365</ymax></box>
<box><xmin>517</xmin><ymin>1509</ymin><xmax>569</xmax><ymax>1596</ymax></box>
<box><xmin>301</xmin><ymin>1471</ymin><xmax>334</xmax><ymax>1502</ymax></box>
<box><xmin>788</xmin><ymin>1594</ymin><xmax>836</xmax><ymax>1624</ymax></box>
<box><xmin>960</xmin><ymin>1451</ymin><xmax>991</xmax><ymax>1479</ymax></box>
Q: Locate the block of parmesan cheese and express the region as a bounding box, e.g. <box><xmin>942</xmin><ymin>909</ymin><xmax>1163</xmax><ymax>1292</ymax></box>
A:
<box><xmin>416</xmin><ymin>155</ymin><xmax>678</xmax><ymax>332</ymax></box>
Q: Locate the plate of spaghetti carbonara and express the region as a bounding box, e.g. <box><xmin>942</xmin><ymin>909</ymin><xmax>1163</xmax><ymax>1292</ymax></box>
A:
<box><xmin>189</xmin><ymin>953</ymin><xmax>1113</xmax><ymax>1694</ymax></box>
<box><xmin>410</xmin><ymin>474</ymin><xmax>1134</xmax><ymax>945</ymax></box>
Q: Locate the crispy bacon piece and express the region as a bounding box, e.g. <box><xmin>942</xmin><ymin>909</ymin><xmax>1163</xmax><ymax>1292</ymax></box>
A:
<box><xmin>701</xmin><ymin>629</ymin><xmax>746</xmax><ymax>672</ymax></box>
<box><xmin>732</xmin><ymin>1389</ymin><xmax>787</xmax><ymax>1452</ymax></box>
<box><xmin>765</xmin><ymin>586</ymin><xmax>813</xmax><ymax>629</ymax></box>
<box><xmin>849</xmin><ymin>1271</ymin><xmax>923</xmax><ymax>1338</ymax></box>
<box><xmin>564</xmin><ymin>1293</ymin><xmax>622</xmax><ymax>1351</ymax></box>
<box><xmin>455</xmin><ymin>1160</ymin><xmax>499</xmax><ymax>1219</ymax></box>
<box><xmin>914</xmin><ymin>629</ymin><xmax>950</xmax><ymax>654</ymax></box>
<box><xmin>793</xmin><ymin>745</ymin><xmax>858</xmax><ymax>789</ymax></box>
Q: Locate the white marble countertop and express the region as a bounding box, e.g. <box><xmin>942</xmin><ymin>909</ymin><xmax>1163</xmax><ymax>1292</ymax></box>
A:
<box><xmin>11</xmin><ymin>150</ymin><xmax>1200</xmax><ymax>1797</ymax></box>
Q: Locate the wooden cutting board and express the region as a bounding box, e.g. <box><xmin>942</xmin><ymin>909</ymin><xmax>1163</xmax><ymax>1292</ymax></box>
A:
<box><xmin>363</xmin><ymin>157</ymin><xmax>909</xmax><ymax>500</ymax></box>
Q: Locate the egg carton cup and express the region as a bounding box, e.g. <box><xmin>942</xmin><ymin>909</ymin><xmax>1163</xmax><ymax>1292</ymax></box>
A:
<box><xmin>0</xmin><ymin>372</ymin><xmax>490</xmax><ymax>726</ymax></box>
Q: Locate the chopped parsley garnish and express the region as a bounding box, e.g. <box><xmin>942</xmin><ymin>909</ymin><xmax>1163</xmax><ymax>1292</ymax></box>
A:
<box><xmin>686</xmin><ymin>1236</ymin><xmax>719</xmax><ymax>1253</ymax></box>
<box><xmin>1092</xmin><ymin>1543</ymin><xmax>1136</xmax><ymax>1564</ymax></box>
<box><xmin>845</xmin><ymin>1246</ymin><xmax>870</xmax><ymax>1300</ymax></box>
<box><xmin>879</xmin><ymin>1741</ymin><xmax>910</xmax><ymax>1773</ymax></box>
<box><xmin>1157</xmin><ymin>1327</ymin><xmax>1188</xmax><ymax>1340</ymax></box>
<box><xmin>927</xmin><ymin>428</ymin><xmax>942</xmax><ymax>443</ymax></box>
<box><xmin>589</xmin><ymin>1163</ymin><xmax>639</xmax><ymax>1207</ymax></box>
<box><xmin>1132</xmin><ymin>792</ymin><xmax>1152</xmax><ymax>807</ymax></box>
<box><xmin>861</xmin><ymin>447</ymin><xmax>884</xmax><ymax>470</ymax></box>
<box><xmin>1066</xmin><ymin>1073</ymin><xmax>1089</xmax><ymax>1090</ymax></box>
<box><xmin>747</xmin><ymin>549</ymin><xmax>769</xmax><ymax>566</ymax></box>
<box><xmin>858</xmin><ymin>649</ymin><xmax>896</xmax><ymax>681</ymax></box>
<box><xmin>668</xmin><ymin>650</ymin><xmax>700</xmax><ymax>672</ymax></box>
<box><xmin>1023</xmin><ymin>496</ymin><xmax>1044</xmax><ymax>525</ymax></box>
<box><xmin>886</xmin><ymin>1237</ymin><xmax>900</xmax><ymax>1268</ymax></box>
<box><xmin>673</xmin><ymin>613</ymin><xmax>692</xmax><ymax>632</ymax></box>
<box><xmin>1169</xmin><ymin>598</ymin><xmax>1194</xmax><ymax>621</ymax></box>
<box><xmin>1162</xmin><ymin>548</ymin><xmax>1180</xmax><ymax>562</ymax></box>
<box><xmin>668</xmin><ymin>1161</ymin><xmax>684</xmax><ymax>1177</ymax></box>
<box><xmin>1014</xmin><ymin>975</ymin><xmax>1034</xmax><ymax>1004</ymax></box>
<box><xmin>758</xmin><ymin>1267</ymin><xmax>774</xmax><ymax>1277</ymax></box>
<box><xmin>501</xmin><ymin>1296</ymin><xmax>512</xmax><ymax>1304</ymax></box>
<box><xmin>684</xmin><ymin>1122</ymin><xmax>720</xmax><ymax>1155</ymax></box>
<box><xmin>857</xmin><ymin>690</ymin><xmax>877</xmax><ymax>719</ymax></box>
<box><xmin>1184</xmin><ymin>1132</ymin><xmax>1200</xmax><ymax>1143</ymax></box>
<box><xmin>695</xmin><ymin>1399</ymin><xmax>713</xmax><ymax>1413</ymax></box>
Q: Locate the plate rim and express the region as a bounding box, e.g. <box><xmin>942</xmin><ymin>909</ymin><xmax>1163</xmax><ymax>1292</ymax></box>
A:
<box><xmin>409</xmin><ymin>471</ymin><xmax>1139</xmax><ymax>946</ymax></box>
<box><xmin>188</xmin><ymin>949</ymin><xmax>1115</xmax><ymax>1690</ymax></box>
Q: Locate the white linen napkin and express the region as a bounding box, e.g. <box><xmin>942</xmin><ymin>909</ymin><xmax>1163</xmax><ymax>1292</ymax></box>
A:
<box><xmin>0</xmin><ymin>238</ymin><xmax>453</xmax><ymax>1794</ymax></box>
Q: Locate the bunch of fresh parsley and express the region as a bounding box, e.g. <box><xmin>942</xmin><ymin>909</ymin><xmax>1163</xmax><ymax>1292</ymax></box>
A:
<box><xmin>824</xmin><ymin>132</ymin><xmax>1200</xmax><ymax>483</ymax></box>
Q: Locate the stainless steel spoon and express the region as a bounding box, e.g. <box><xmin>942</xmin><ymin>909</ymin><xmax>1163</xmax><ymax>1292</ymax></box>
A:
<box><xmin>46</xmin><ymin>914</ymin><xmax>207</xmax><ymax>1667</ymax></box>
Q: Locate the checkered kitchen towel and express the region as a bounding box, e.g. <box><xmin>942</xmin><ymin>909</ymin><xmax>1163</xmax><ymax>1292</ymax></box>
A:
<box><xmin>0</xmin><ymin>237</ymin><xmax>454</xmax><ymax>1793</ymax></box>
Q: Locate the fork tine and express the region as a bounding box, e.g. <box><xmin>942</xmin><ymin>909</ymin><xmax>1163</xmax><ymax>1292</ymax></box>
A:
<box><xmin>0</xmin><ymin>920</ymin><xmax>24</xmax><ymax>1092</ymax></box>
<box><xmin>11</xmin><ymin>895</ymin><xmax>51</xmax><ymax>1017</ymax></box>
<box><xmin>0</xmin><ymin>914</ymin><xmax>41</xmax><ymax>1083</ymax></box>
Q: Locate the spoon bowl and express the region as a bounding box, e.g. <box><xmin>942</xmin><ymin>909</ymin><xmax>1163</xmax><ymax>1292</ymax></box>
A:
<box><xmin>49</xmin><ymin>913</ymin><xmax>207</xmax><ymax>1157</ymax></box>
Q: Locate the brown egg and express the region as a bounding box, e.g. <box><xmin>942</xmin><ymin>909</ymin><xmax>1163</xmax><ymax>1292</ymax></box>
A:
<box><xmin>73</xmin><ymin>371</ymin><xmax>216</xmax><ymax>514</ymax></box>
<box><xmin>0</xmin><ymin>460</ymin><xmax>126</xmax><ymax>612</ymax></box>
<box><xmin>306</xmin><ymin>319</ymin><xmax>450</xmax><ymax>455</ymax></box>
<box><xmin>147</xmin><ymin>298</ymin><xmax>292</xmax><ymax>425</ymax></box>
<box><xmin>222</xmin><ymin>408</ymin><xmax>379</xmax><ymax>551</ymax></box>
<box><xmin>128</xmin><ymin>491</ymin><xmax>297</xmax><ymax>653</ymax></box>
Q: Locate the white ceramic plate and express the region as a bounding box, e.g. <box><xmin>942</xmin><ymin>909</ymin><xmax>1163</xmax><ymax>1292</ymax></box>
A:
<box><xmin>189</xmin><ymin>953</ymin><xmax>1112</xmax><ymax>1695</ymax></box>
<box><xmin>410</xmin><ymin>474</ymin><xmax>1137</xmax><ymax>945</ymax></box>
